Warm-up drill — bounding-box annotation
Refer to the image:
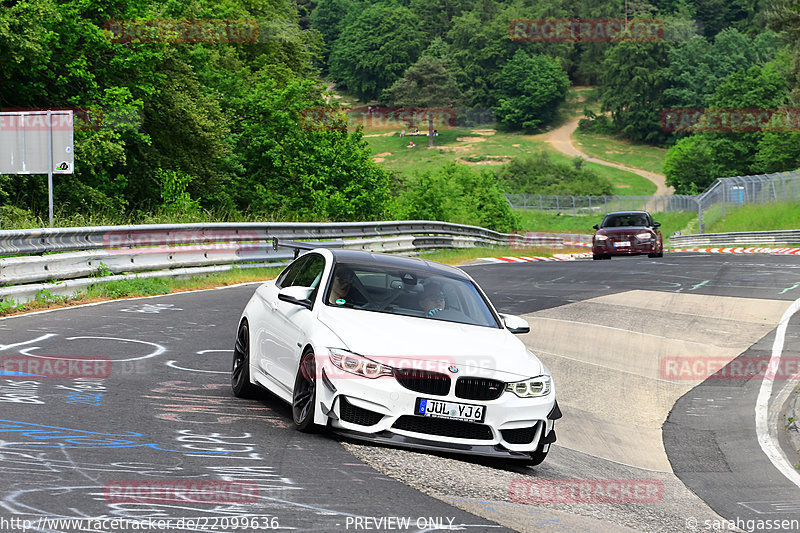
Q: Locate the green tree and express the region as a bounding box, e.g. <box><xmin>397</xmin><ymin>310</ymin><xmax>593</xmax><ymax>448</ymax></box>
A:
<box><xmin>395</xmin><ymin>163</ymin><xmax>519</xmax><ymax>232</ymax></box>
<box><xmin>382</xmin><ymin>48</ymin><xmax>463</xmax><ymax>146</ymax></box>
<box><xmin>663</xmin><ymin>135</ymin><xmax>718</xmax><ymax>193</ymax></box>
<box><xmin>492</xmin><ymin>50</ymin><xmax>569</xmax><ymax>131</ymax></box>
<box><xmin>234</xmin><ymin>75</ymin><xmax>391</xmax><ymax>220</ymax></box>
<box><xmin>664</xmin><ymin>54</ymin><xmax>794</xmax><ymax>191</ymax></box>
<box><xmin>600</xmin><ymin>38</ymin><xmax>672</xmax><ymax>144</ymax></box>
<box><xmin>310</xmin><ymin>0</ymin><xmax>357</xmax><ymax>61</ymax></box>
<box><xmin>753</xmin><ymin>132</ymin><xmax>800</xmax><ymax>173</ymax></box>
<box><xmin>328</xmin><ymin>2</ymin><xmax>423</xmax><ymax>101</ymax></box>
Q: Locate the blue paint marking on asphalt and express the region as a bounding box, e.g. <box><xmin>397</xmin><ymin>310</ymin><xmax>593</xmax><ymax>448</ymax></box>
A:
<box><xmin>0</xmin><ymin>419</ymin><xmax>228</xmax><ymax>453</ymax></box>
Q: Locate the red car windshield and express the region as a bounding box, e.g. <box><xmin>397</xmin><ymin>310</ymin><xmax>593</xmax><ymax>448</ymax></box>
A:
<box><xmin>601</xmin><ymin>214</ymin><xmax>650</xmax><ymax>228</ymax></box>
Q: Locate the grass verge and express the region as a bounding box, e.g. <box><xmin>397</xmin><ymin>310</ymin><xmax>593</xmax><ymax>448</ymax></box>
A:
<box><xmin>706</xmin><ymin>202</ymin><xmax>800</xmax><ymax>233</ymax></box>
<box><xmin>572</xmin><ymin>130</ymin><xmax>667</xmax><ymax>175</ymax></box>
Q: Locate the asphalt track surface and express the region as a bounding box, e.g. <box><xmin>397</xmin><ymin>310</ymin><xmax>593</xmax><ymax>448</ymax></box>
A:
<box><xmin>0</xmin><ymin>252</ymin><xmax>798</xmax><ymax>533</ymax></box>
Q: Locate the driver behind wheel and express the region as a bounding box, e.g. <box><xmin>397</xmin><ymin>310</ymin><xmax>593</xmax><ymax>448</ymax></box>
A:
<box><xmin>328</xmin><ymin>265</ymin><xmax>368</xmax><ymax>307</ymax></box>
<box><xmin>419</xmin><ymin>281</ymin><xmax>446</xmax><ymax>317</ymax></box>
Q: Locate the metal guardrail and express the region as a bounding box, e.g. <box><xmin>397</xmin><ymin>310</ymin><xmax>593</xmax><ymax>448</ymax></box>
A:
<box><xmin>670</xmin><ymin>230</ymin><xmax>800</xmax><ymax>248</ymax></box>
<box><xmin>0</xmin><ymin>221</ymin><xmax>523</xmax><ymax>305</ymax></box>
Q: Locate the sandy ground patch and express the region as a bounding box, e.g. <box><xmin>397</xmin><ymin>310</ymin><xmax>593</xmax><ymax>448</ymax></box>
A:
<box><xmin>373</xmin><ymin>152</ymin><xmax>392</xmax><ymax>157</ymax></box>
<box><xmin>363</xmin><ymin>132</ymin><xmax>396</xmax><ymax>137</ymax></box>
<box><xmin>372</xmin><ymin>158</ymin><xmax>385</xmax><ymax>163</ymax></box>
<box><xmin>436</xmin><ymin>145</ymin><xmax>470</xmax><ymax>153</ymax></box>
<box><xmin>512</xmin><ymin>144</ymin><xmax>520</xmax><ymax>147</ymax></box>
<box><xmin>470</xmin><ymin>129</ymin><xmax>496</xmax><ymax>136</ymax></box>
<box><xmin>456</xmin><ymin>136</ymin><xmax>487</xmax><ymax>143</ymax></box>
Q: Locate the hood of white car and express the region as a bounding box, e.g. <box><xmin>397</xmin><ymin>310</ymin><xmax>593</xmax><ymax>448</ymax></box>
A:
<box><xmin>317</xmin><ymin>307</ymin><xmax>543</xmax><ymax>380</ymax></box>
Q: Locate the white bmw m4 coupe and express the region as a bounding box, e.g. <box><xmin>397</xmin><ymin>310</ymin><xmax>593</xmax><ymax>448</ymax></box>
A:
<box><xmin>231</xmin><ymin>248</ymin><xmax>560</xmax><ymax>464</ymax></box>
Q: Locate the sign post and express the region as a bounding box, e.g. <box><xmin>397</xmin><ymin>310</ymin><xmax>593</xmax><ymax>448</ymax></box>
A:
<box><xmin>0</xmin><ymin>110</ymin><xmax>74</xmax><ymax>227</ymax></box>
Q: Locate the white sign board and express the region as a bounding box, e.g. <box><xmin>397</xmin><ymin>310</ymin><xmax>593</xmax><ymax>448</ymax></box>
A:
<box><xmin>0</xmin><ymin>110</ymin><xmax>74</xmax><ymax>174</ymax></box>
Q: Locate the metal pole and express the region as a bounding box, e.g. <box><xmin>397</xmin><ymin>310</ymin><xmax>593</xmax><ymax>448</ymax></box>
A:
<box><xmin>722</xmin><ymin>180</ymin><xmax>726</xmax><ymax>218</ymax></box>
<box><xmin>698</xmin><ymin>198</ymin><xmax>703</xmax><ymax>233</ymax></box>
<box><xmin>47</xmin><ymin>110</ymin><xmax>54</xmax><ymax>227</ymax></box>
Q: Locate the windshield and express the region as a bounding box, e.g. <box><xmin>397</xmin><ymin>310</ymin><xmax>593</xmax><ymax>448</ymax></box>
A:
<box><xmin>325</xmin><ymin>263</ymin><xmax>500</xmax><ymax>328</ymax></box>
<box><xmin>601</xmin><ymin>213</ymin><xmax>650</xmax><ymax>228</ymax></box>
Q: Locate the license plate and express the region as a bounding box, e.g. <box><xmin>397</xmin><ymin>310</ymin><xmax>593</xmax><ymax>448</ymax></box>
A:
<box><xmin>415</xmin><ymin>398</ymin><xmax>485</xmax><ymax>422</ymax></box>
<box><xmin>613</xmin><ymin>241</ymin><xmax>631</xmax><ymax>247</ymax></box>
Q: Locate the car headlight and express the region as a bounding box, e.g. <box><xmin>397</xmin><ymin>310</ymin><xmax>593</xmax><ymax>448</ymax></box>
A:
<box><xmin>635</xmin><ymin>232</ymin><xmax>653</xmax><ymax>241</ymax></box>
<box><xmin>505</xmin><ymin>375</ymin><xmax>552</xmax><ymax>398</ymax></box>
<box><xmin>329</xmin><ymin>348</ymin><xmax>393</xmax><ymax>379</ymax></box>
<box><xmin>594</xmin><ymin>235</ymin><xmax>608</xmax><ymax>241</ymax></box>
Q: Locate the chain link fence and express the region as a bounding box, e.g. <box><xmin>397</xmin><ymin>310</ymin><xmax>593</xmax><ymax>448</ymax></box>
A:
<box><xmin>506</xmin><ymin>169</ymin><xmax>800</xmax><ymax>233</ymax></box>
<box><xmin>696</xmin><ymin>170</ymin><xmax>800</xmax><ymax>232</ymax></box>
<box><xmin>505</xmin><ymin>194</ymin><xmax>698</xmax><ymax>216</ymax></box>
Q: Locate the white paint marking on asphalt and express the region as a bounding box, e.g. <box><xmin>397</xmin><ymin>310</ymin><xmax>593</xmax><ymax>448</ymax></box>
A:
<box><xmin>165</xmin><ymin>360</ymin><xmax>227</xmax><ymax>374</ymax></box>
<box><xmin>755</xmin><ymin>296</ymin><xmax>800</xmax><ymax>489</ymax></box>
<box><xmin>0</xmin><ymin>334</ymin><xmax>56</xmax><ymax>351</ymax></box>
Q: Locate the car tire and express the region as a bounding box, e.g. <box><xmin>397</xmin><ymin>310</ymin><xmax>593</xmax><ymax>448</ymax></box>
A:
<box><xmin>292</xmin><ymin>350</ymin><xmax>319</xmax><ymax>433</ymax></box>
<box><xmin>592</xmin><ymin>254</ymin><xmax>602</xmax><ymax>260</ymax></box>
<box><xmin>231</xmin><ymin>319</ymin><xmax>260</xmax><ymax>398</ymax></box>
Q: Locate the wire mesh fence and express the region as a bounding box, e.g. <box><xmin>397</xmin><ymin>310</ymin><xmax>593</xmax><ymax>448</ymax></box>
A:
<box><xmin>507</xmin><ymin>169</ymin><xmax>800</xmax><ymax>233</ymax></box>
<box><xmin>505</xmin><ymin>194</ymin><xmax>698</xmax><ymax>216</ymax></box>
<box><xmin>696</xmin><ymin>171</ymin><xmax>800</xmax><ymax>232</ymax></box>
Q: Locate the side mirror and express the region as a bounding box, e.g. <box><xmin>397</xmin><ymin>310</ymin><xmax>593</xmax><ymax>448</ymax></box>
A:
<box><xmin>653</xmin><ymin>222</ymin><xmax>661</xmax><ymax>228</ymax></box>
<box><xmin>278</xmin><ymin>286</ymin><xmax>314</xmax><ymax>309</ymax></box>
<box><xmin>593</xmin><ymin>224</ymin><xmax>600</xmax><ymax>230</ymax></box>
<box><xmin>500</xmin><ymin>314</ymin><xmax>530</xmax><ymax>334</ymax></box>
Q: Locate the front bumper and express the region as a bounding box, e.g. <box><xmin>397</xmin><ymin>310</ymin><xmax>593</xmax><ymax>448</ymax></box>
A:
<box><xmin>593</xmin><ymin>240</ymin><xmax>660</xmax><ymax>255</ymax></box>
<box><xmin>318</xmin><ymin>364</ymin><xmax>559</xmax><ymax>456</ymax></box>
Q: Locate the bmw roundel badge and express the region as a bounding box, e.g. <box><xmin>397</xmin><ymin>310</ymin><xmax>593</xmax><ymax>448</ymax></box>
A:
<box><xmin>448</xmin><ymin>365</ymin><xmax>458</xmax><ymax>373</ymax></box>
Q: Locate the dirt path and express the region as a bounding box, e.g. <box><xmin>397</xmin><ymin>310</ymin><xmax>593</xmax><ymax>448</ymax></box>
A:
<box><xmin>542</xmin><ymin>117</ymin><xmax>674</xmax><ymax>196</ymax></box>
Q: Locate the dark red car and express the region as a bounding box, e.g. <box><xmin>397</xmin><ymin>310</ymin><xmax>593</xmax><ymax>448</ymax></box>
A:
<box><xmin>592</xmin><ymin>211</ymin><xmax>663</xmax><ymax>260</ymax></box>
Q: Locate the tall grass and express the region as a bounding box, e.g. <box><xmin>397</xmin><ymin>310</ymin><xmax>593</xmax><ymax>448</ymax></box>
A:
<box><xmin>707</xmin><ymin>202</ymin><xmax>800</xmax><ymax>233</ymax></box>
